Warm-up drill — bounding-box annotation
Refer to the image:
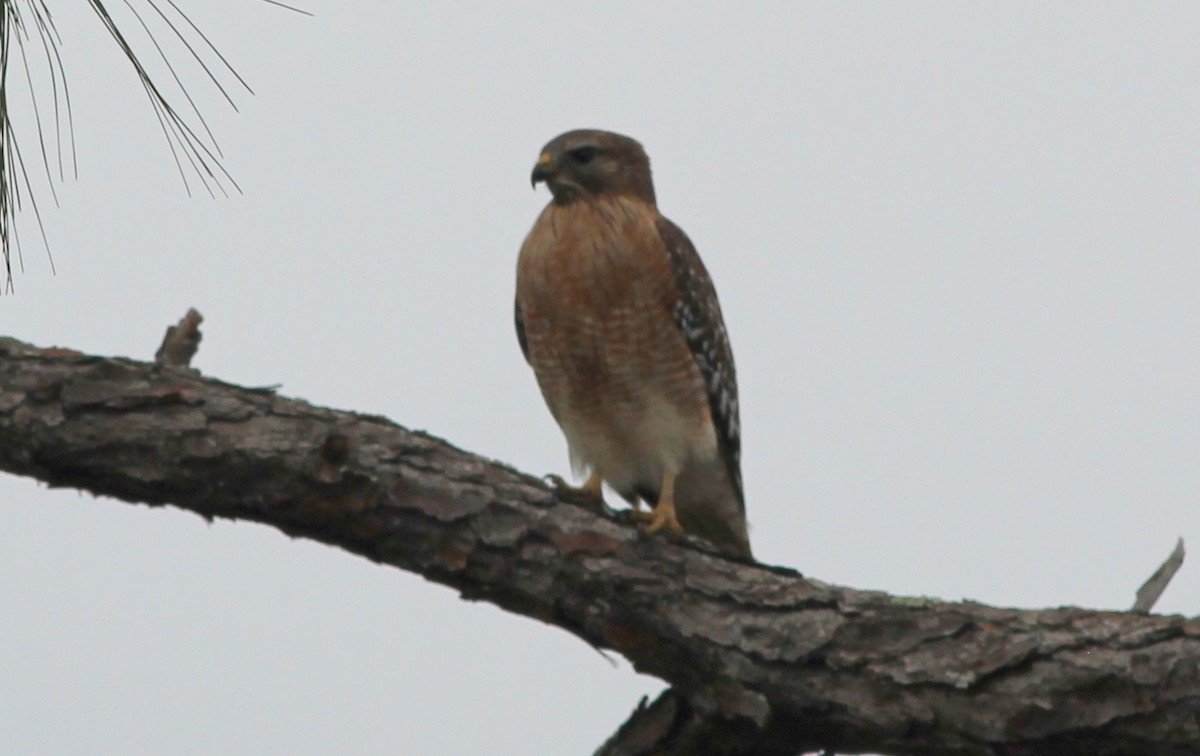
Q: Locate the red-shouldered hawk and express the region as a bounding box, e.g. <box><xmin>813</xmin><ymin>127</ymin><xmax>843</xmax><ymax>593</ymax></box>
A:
<box><xmin>515</xmin><ymin>129</ymin><xmax>750</xmax><ymax>558</ymax></box>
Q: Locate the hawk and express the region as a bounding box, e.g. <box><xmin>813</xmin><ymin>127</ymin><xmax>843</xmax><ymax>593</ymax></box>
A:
<box><xmin>515</xmin><ymin>129</ymin><xmax>750</xmax><ymax>558</ymax></box>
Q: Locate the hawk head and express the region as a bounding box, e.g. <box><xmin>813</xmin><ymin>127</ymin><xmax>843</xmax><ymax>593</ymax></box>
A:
<box><xmin>530</xmin><ymin>129</ymin><xmax>656</xmax><ymax>206</ymax></box>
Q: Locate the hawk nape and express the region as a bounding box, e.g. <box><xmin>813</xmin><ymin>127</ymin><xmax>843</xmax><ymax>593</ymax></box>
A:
<box><xmin>515</xmin><ymin>129</ymin><xmax>750</xmax><ymax>558</ymax></box>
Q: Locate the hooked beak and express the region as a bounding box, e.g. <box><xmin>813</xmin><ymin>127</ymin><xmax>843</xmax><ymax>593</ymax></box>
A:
<box><xmin>530</xmin><ymin>152</ymin><xmax>554</xmax><ymax>188</ymax></box>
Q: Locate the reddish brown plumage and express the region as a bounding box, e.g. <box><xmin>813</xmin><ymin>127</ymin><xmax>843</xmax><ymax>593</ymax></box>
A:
<box><xmin>516</xmin><ymin>130</ymin><xmax>749</xmax><ymax>557</ymax></box>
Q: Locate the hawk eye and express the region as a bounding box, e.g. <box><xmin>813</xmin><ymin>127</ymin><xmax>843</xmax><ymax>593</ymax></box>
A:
<box><xmin>568</xmin><ymin>146</ymin><xmax>598</xmax><ymax>165</ymax></box>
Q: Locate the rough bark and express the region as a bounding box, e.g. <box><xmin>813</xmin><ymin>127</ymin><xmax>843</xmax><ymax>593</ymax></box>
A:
<box><xmin>1</xmin><ymin>335</ymin><xmax>1197</xmax><ymax>756</ymax></box>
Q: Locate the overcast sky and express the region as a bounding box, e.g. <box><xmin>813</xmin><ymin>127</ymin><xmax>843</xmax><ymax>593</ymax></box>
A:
<box><xmin>2</xmin><ymin>3</ymin><xmax>1198</xmax><ymax>754</ymax></box>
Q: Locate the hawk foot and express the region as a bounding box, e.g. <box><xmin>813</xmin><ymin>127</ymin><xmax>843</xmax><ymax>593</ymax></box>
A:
<box><xmin>545</xmin><ymin>473</ymin><xmax>605</xmax><ymax>510</ymax></box>
<box><xmin>626</xmin><ymin>508</ymin><xmax>654</xmax><ymax>524</ymax></box>
<box><xmin>639</xmin><ymin>502</ymin><xmax>683</xmax><ymax>536</ymax></box>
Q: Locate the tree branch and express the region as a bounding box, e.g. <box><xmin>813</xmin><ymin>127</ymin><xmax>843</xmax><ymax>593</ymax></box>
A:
<box><xmin>1134</xmin><ymin>537</ymin><xmax>1187</xmax><ymax>614</ymax></box>
<box><xmin>154</xmin><ymin>306</ymin><xmax>203</xmax><ymax>367</ymax></box>
<box><xmin>1</xmin><ymin>333</ymin><xmax>1197</xmax><ymax>756</ymax></box>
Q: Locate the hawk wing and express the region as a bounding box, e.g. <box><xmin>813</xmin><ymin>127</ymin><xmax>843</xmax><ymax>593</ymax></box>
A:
<box><xmin>656</xmin><ymin>217</ymin><xmax>744</xmax><ymax>509</ymax></box>
<box><xmin>514</xmin><ymin>299</ymin><xmax>530</xmax><ymax>364</ymax></box>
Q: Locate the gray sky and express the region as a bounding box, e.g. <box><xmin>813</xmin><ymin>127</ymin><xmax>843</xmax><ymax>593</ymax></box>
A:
<box><xmin>2</xmin><ymin>3</ymin><xmax>1198</xmax><ymax>754</ymax></box>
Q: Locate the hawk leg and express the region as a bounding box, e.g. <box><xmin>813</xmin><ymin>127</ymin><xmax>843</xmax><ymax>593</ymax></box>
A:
<box><xmin>641</xmin><ymin>470</ymin><xmax>683</xmax><ymax>536</ymax></box>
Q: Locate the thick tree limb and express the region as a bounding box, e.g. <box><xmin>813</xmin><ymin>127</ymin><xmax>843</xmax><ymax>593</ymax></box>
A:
<box><xmin>1</xmin><ymin>334</ymin><xmax>1198</xmax><ymax>756</ymax></box>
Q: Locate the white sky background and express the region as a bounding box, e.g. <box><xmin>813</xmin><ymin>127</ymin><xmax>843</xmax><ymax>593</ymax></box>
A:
<box><xmin>1</xmin><ymin>2</ymin><xmax>1198</xmax><ymax>754</ymax></box>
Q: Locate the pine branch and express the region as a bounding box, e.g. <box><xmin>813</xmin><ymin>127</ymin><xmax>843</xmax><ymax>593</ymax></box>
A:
<box><xmin>0</xmin><ymin>0</ymin><xmax>310</xmax><ymax>290</ymax></box>
<box><xmin>0</xmin><ymin>329</ymin><xmax>1197</xmax><ymax>756</ymax></box>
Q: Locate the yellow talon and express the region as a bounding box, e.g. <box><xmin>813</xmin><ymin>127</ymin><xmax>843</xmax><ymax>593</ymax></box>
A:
<box><xmin>547</xmin><ymin>472</ymin><xmax>604</xmax><ymax>506</ymax></box>
<box><xmin>640</xmin><ymin>471</ymin><xmax>683</xmax><ymax>535</ymax></box>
